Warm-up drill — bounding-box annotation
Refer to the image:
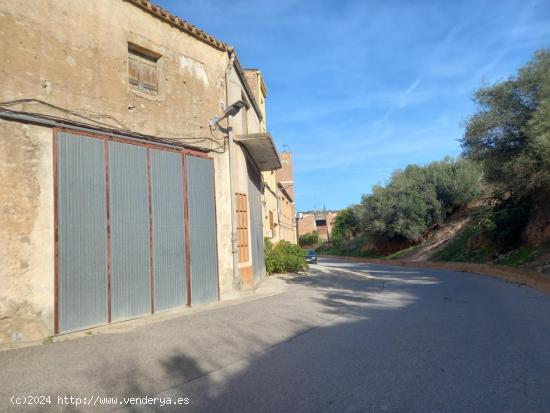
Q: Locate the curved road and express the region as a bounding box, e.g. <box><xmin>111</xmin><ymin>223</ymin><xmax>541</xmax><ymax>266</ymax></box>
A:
<box><xmin>1</xmin><ymin>258</ymin><xmax>549</xmax><ymax>412</ymax></box>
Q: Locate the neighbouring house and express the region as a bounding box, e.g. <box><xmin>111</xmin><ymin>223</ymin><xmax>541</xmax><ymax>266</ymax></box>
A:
<box><xmin>244</xmin><ymin>69</ymin><xmax>279</xmax><ymax>242</ymax></box>
<box><xmin>297</xmin><ymin>211</ymin><xmax>338</xmax><ymax>242</ymax></box>
<box><xmin>244</xmin><ymin>69</ymin><xmax>297</xmax><ymax>245</ymax></box>
<box><xmin>0</xmin><ymin>0</ymin><xmax>281</xmax><ymax>344</ymax></box>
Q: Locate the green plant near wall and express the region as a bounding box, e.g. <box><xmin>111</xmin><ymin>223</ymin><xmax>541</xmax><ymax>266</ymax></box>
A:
<box><xmin>265</xmin><ymin>238</ymin><xmax>307</xmax><ymax>274</ymax></box>
<box><xmin>299</xmin><ymin>231</ymin><xmax>319</xmax><ymax>246</ymax></box>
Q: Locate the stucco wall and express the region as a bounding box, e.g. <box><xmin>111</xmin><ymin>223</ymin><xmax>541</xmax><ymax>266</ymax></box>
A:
<box><xmin>279</xmin><ymin>191</ymin><xmax>297</xmax><ymax>244</ymax></box>
<box><xmin>0</xmin><ymin>121</ymin><xmax>54</xmax><ymax>343</ymax></box>
<box><xmin>0</xmin><ymin>0</ymin><xmax>228</xmax><ymax>143</ymax></box>
<box><xmin>0</xmin><ymin>0</ymin><xmax>237</xmax><ymax>340</ymax></box>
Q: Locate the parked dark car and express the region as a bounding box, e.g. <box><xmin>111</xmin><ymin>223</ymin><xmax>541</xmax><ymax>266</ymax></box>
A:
<box><xmin>305</xmin><ymin>249</ymin><xmax>318</xmax><ymax>264</ymax></box>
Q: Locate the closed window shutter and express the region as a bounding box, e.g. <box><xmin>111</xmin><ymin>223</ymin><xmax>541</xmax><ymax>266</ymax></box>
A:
<box><xmin>128</xmin><ymin>47</ymin><xmax>159</xmax><ymax>95</ymax></box>
<box><xmin>128</xmin><ymin>55</ymin><xmax>140</xmax><ymax>87</ymax></box>
<box><xmin>141</xmin><ymin>60</ymin><xmax>158</xmax><ymax>92</ymax></box>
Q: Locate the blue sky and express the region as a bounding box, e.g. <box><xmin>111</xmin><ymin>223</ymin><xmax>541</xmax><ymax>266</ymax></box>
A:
<box><xmin>158</xmin><ymin>0</ymin><xmax>550</xmax><ymax>211</ymax></box>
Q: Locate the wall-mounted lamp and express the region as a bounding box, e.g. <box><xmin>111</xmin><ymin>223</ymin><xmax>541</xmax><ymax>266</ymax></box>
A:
<box><xmin>209</xmin><ymin>100</ymin><xmax>248</xmax><ymax>128</ymax></box>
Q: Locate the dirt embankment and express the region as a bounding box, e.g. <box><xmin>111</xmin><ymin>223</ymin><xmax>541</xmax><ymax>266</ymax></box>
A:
<box><xmin>406</xmin><ymin>212</ymin><xmax>471</xmax><ymax>261</ymax></box>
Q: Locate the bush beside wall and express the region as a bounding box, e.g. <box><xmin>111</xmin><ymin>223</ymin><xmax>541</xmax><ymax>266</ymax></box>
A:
<box><xmin>265</xmin><ymin>239</ymin><xmax>307</xmax><ymax>274</ymax></box>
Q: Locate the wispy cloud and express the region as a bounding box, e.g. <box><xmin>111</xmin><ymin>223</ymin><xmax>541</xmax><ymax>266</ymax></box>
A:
<box><xmin>159</xmin><ymin>0</ymin><xmax>550</xmax><ymax>210</ymax></box>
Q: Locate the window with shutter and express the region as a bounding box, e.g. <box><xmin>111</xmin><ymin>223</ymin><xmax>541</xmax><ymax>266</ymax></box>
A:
<box><xmin>128</xmin><ymin>55</ymin><xmax>140</xmax><ymax>88</ymax></box>
<box><xmin>128</xmin><ymin>45</ymin><xmax>159</xmax><ymax>95</ymax></box>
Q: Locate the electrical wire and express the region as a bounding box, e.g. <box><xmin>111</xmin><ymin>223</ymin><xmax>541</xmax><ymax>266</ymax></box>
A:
<box><xmin>0</xmin><ymin>98</ymin><xmax>228</xmax><ymax>153</ymax></box>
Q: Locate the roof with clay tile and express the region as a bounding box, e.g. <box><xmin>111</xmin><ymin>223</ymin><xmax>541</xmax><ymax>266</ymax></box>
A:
<box><xmin>125</xmin><ymin>0</ymin><xmax>228</xmax><ymax>51</ymax></box>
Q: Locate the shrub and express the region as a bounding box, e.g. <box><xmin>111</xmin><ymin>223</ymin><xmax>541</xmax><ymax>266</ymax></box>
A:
<box><xmin>265</xmin><ymin>238</ymin><xmax>307</xmax><ymax>274</ymax></box>
<box><xmin>471</xmin><ymin>197</ymin><xmax>531</xmax><ymax>252</ymax></box>
<box><xmin>299</xmin><ymin>231</ymin><xmax>319</xmax><ymax>246</ymax></box>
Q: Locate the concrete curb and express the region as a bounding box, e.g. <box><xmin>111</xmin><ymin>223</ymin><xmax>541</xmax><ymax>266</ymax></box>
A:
<box><xmin>320</xmin><ymin>255</ymin><xmax>550</xmax><ymax>295</ymax></box>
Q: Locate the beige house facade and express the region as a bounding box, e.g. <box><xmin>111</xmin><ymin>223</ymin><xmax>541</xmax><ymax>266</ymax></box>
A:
<box><xmin>245</xmin><ymin>70</ymin><xmax>278</xmax><ymax>241</ymax></box>
<box><xmin>0</xmin><ymin>0</ymin><xmax>280</xmax><ymax>344</ymax></box>
<box><xmin>244</xmin><ymin>69</ymin><xmax>292</xmax><ymax>244</ymax></box>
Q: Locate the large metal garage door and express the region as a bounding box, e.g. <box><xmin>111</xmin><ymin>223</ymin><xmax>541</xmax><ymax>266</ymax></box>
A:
<box><xmin>57</xmin><ymin>132</ymin><xmax>108</xmax><ymax>333</ymax></box>
<box><xmin>186</xmin><ymin>155</ymin><xmax>219</xmax><ymax>305</ymax></box>
<box><xmin>248</xmin><ymin>163</ymin><xmax>266</xmax><ymax>282</ymax></box>
<box><xmin>56</xmin><ymin>131</ymin><xmax>218</xmax><ymax>333</ymax></box>
<box><xmin>150</xmin><ymin>149</ymin><xmax>187</xmax><ymax>311</ymax></box>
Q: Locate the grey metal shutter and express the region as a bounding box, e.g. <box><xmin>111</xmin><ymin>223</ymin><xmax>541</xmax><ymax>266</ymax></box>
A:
<box><xmin>247</xmin><ymin>163</ymin><xmax>266</xmax><ymax>282</ymax></box>
<box><xmin>57</xmin><ymin>132</ymin><xmax>108</xmax><ymax>333</ymax></box>
<box><xmin>109</xmin><ymin>142</ymin><xmax>151</xmax><ymax>320</ymax></box>
<box><xmin>186</xmin><ymin>156</ymin><xmax>218</xmax><ymax>305</ymax></box>
<box><xmin>150</xmin><ymin>149</ymin><xmax>187</xmax><ymax>311</ymax></box>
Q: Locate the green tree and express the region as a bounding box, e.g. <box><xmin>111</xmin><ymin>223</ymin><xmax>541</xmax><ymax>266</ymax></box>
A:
<box><xmin>359</xmin><ymin>158</ymin><xmax>481</xmax><ymax>245</ymax></box>
<box><xmin>461</xmin><ymin>49</ymin><xmax>550</xmax><ymax>249</ymax></box>
<box><xmin>462</xmin><ymin>49</ymin><xmax>550</xmax><ymax>195</ymax></box>
<box><xmin>331</xmin><ymin>207</ymin><xmax>361</xmax><ymax>246</ymax></box>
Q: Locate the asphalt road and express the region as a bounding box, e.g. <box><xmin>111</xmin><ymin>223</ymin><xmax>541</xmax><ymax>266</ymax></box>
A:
<box><xmin>1</xmin><ymin>258</ymin><xmax>549</xmax><ymax>412</ymax></box>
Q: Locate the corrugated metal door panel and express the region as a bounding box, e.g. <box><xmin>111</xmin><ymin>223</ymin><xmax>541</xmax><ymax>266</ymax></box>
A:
<box><xmin>150</xmin><ymin>150</ymin><xmax>186</xmax><ymax>311</ymax></box>
<box><xmin>109</xmin><ymin>141</ymin><xmax>151</xmax><ymax>320</ymax></box>
<box><xmin>57</xmin><ymin>132</ymin><xmax>107</xmax><ymax>333</ymax></box>
<box><xmin>186</xmin><ymin>156</ymin><xmax>218</xmax><ymax>305</ymax></box>
<box><xmin>248</xmin><ymin>164</ymin><xmax>266</xmax><ymax>282</ymax></box>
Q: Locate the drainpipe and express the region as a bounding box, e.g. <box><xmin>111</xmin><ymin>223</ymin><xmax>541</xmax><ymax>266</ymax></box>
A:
<box><xmin>225</xmin><ymin>49</ymin><xmax>241</xmax><ymax>291</ymax></box>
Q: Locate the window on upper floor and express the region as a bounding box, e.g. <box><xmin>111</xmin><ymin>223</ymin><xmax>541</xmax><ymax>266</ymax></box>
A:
<box><xmin>128</xmin><ymin>44</ymin><xmax>159</xmax><ymax>95</ymax></box>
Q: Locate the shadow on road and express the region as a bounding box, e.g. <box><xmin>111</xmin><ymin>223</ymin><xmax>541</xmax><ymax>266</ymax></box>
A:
<box><xmin>2</xmin><ymin>261</ymin><xmax>549</xmax><ymax>413</ymax></box>
<box><xmin>111</xmin><ymin>264</ymin><xmax>549</xmax><ymax>412</ymax></box>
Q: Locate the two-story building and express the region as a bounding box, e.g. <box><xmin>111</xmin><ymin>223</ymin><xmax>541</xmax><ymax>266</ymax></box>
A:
<box><xmin>0</xmin><ymin>0</ymin><xmax>280</xmax><ymax>344</ymax></box>
<box><xmin>243</xmin><ymin>69</ymin><xmax>282</xmax><ymax>243</ymax></box>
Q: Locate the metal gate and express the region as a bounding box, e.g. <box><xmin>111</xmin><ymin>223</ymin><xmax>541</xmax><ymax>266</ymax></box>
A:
<box><xmin>247</xmin><ymin>163</ymin><xmax>266</xmax><ymax>282</ymax></box>
<box><xmin>55</xmin><ymin>130</ymin><xmax>218</xmax><ymax>333</ymax></box>
<box><xmin>56</xmin><ymin>132</ymin><xmax>108</xmax><ymax>332</ymax></box>
<box><xmin>186</xmin><ymin>155</ymin><xmax>219</xmax><ymax>305</ymax></box>
<box><xmin>109</xmin><ymin>142</ymin><xmax>151</xmax><ymax>321</ymax></box>
<box><xmin>150</xmin><ymin>150</ymin><xmax>187</xmax><ymax>311</ymax></box>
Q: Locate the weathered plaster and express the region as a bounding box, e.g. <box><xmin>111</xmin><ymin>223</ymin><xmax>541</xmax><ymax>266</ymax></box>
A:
<box><xmin>0</xmin><ymin>0</ymin><xmax>228</xmax><ymax>143</ymax></box>
<box><xmin>0</xmin><ymin>121</ymin><xmax>54</xmax><ymax>343</ymax></box>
